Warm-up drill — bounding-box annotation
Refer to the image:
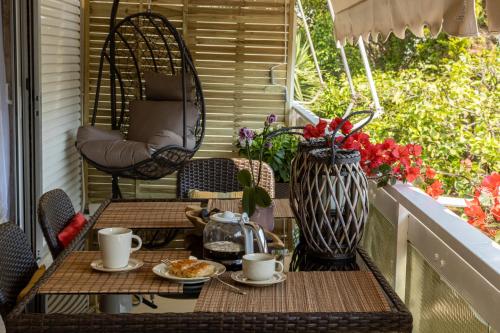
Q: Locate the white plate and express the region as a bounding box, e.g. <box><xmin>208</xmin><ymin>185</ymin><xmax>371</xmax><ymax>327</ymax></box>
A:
<box><xmin>231</xmin><ymin>271</ymin><xmax>286</xmax><ymax>287</ymax></box>
<box><xmin>152</xmin><ymin>260</ymin><xmax>226</xmax><ymax>284</ymax></box>
<box><xmin>91</xmin><ymin>258</ymin><xmax>144</xmax><ymax>273</ymax></box>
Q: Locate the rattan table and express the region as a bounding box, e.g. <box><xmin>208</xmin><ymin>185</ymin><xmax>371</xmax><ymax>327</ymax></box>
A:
<box><xmin>6</xmin><ymin>200</ymin><xmax>412</xmax><ymax>333</ymax></box>
<box><xmin>93</xmin><ymin>200</ymin><xmax>202</xmax><ymax>230</ymax></box>
<box><xmin>38</xmin><ymin>251</ymin><xmax>189</xmax><ymax>295</ymax></box>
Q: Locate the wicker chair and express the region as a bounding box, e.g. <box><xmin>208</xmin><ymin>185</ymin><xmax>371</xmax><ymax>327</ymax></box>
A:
<box><xmin>0</xmin><ymin>222</ymin><xmax>38</xmax><ymax>316</ymax></box>
<box><xmin>38</xmin><ymin>189</ymin><xmax>77</xmax><ymax>259</ymax></box>
<box><xmin>176</xmin><ymin>158</ymin><xmax>275</xmax><ymax>199</ymax></box>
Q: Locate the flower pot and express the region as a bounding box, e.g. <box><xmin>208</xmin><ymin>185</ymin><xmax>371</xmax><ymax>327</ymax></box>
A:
<box><xmin>251</xmin><ymin>203</ymin><xmax>275</xmax><ymax>231</ymax></box>
<box><xmin>297</xmin><ymin>147</ymin><xmax>369</xmax><ymax>261</ymax></box>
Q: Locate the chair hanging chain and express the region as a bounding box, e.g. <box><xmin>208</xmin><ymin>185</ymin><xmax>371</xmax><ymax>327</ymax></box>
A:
<box><xmin>147</xmin><ymin>0</ymin><xmax>152</xmax><ymax>12</ymax></box>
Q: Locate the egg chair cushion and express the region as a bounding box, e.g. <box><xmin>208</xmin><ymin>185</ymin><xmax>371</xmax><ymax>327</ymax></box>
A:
<box><xmin>76</xmin><ymin>126</ymin><xmax>154</xmax><ymax>168</ymax></box>
<box><xmin>148</xmin><ymin>129</ymin><xmax>195</xmax><ymax>150</ymax></box>
<box><xmin>79</xmin><ymin>140</ymin><xmax>153</xmax><ymax>168</ymax></box>
<box><xmin>77</xmin><ymin>125</ymin><xmax>123</xmax><ymax>143</ymax></box>
<box><xmin>143</xmin><ymin>72</ymin><xmax>193</xmax><ymax>101</ymax></box>
<box><xmin>128</xmin><ymin>100</ymin><xmax>197</xmax><ymax>149</ymax></box>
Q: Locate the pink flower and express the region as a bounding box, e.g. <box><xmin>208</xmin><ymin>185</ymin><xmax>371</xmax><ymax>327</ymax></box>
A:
<box><xmin>265</xmin><ymin>114</ymin><xmax>277</xmax><ymax>126</ymax></box>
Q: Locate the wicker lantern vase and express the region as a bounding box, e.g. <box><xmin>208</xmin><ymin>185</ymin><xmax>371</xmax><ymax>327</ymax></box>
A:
<box><xmin>297</xmin><ymin>147</ymin><xmax>369</xmax><ymax>261</ymax></box>
<box><xmin>289</xmin><ymin>138</ymin><xmax>328</xmax><ymax>230</ymax></box>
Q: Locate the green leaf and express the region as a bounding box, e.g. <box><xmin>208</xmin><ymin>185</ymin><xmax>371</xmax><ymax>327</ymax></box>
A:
<box><xmin>237</xmin><ymin>169</ymin><xmax>253</xmax><ymax>187</ymax></box>
<box><xmin>377</xmin><ymin>177</ymin><xmax>389</xmax><ymax>187</ymax></box>
<box><xmin>379</xmin><ymin>164</ymin><xmax>392</xmax><ymax>173</ymax></box>
<box><xmin>242</xmin><ymin>186</ymin><xmax>256</xmax><ymax>216</ymax></box>
<box><xmin>254</xmin><ymin>186</ymin><xmax>272</xmax><ymax>207</ymax></box>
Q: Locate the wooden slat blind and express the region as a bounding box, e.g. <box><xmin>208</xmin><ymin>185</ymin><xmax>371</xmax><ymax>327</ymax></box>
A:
<box><xmin>84</xmin><ymin>0</ymin><xmax>294</xmax><ymax>202</ymax></box>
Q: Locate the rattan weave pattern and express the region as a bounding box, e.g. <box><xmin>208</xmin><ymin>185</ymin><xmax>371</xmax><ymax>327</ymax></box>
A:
<box><xmin>177</xmin><ymin>158</ymin><xmax>275</xmax><ymax>199</ymax></box>
<box><xmin>208</xmin><ymin>199</ymin><xmax>294</xmax><ymax>218</ymax></box>
<box><xmin>6</xmin><ymin>201</ymin><xmax>412</xmax><ymax>332</ymax></box>
<box><xmin>38</xmin><ymin>251</ymin><xmax>189</xmax><ymax>295</ymax></box>
<box><xmin>93</xmin><ymin>201</ymin><xmax>201</xmax><ymax>229</ymax></box>
<box><xmin>38</xmin><ymin>189</ymin><xmax>77</xmax><ymax>258</ymax></box>
<box><xmin>195</xmin><ymin>271</ymin><xmax>389</xmax><ymax>313</ymax></box>
<box><xmin>0</xmin><ymin>223</ymin><xmax>38</xmax><ymax>316</ymax></box>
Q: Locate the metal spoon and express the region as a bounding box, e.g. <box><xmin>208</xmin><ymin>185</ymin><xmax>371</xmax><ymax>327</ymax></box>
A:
<box><xmin>211</xmin><ymin>273</ymin><xmax>246</xmax><ymax>295</ymax></box>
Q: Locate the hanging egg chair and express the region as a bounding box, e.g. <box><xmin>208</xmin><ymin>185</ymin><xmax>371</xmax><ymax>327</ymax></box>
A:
<box><xmin>76</xmin><ymin>6</ymin><xmax>205</xmax><ymax>198</ymax></box>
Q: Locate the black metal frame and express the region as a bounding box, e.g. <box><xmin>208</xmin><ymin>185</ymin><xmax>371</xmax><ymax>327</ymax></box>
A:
<box><xmin>83</xmin><ymin>2</ymin><xmax>206</xmax><ymax>198</ymax></box>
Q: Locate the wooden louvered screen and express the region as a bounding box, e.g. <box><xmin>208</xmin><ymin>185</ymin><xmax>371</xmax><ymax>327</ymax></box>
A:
<box><xmin>84</xmin><ymin>0</ymin><xmax>295</xmax><ymax>203</ymax></box>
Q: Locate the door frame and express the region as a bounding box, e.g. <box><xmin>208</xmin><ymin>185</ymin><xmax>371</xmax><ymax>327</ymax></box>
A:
<box><xmin>10</xmin><ymin>0</ymin><xmax>42</xmax><ymax>258</ymax></box>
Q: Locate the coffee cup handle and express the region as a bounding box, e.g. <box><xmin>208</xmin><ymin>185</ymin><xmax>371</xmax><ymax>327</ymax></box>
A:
<box><xmin>275</xmin><ymin>261</ymin><xmax>284</xmax><ymax>273</ymax></box>
<box><xmin>130</xmin><ymin>235</ymin><xmax>142</xmax><ymax>253</ymax></box>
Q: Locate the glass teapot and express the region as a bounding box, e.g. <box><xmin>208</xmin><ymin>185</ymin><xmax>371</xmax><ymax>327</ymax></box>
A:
<box><xmin>203</xmin><ymin>211</ymin><xmax>268</xmax><ymax>266</ymax></box>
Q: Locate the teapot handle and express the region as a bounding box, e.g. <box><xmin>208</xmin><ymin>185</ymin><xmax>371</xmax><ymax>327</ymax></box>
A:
<box><xmin>246</xmin><ymin>221</ymin><xmax>269</xmax><ymax>254</ymax></box>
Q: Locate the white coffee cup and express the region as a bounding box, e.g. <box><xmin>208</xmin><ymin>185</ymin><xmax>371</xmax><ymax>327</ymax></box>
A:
<box><xmin>98</xmin><ymin>227</ymin><xmax>142</xmax><ymax>269</ymax></box>
<box><xmin>242</xmin><ymin>253</ymin><xmax>284</xmax><ymax>281</ymax></box>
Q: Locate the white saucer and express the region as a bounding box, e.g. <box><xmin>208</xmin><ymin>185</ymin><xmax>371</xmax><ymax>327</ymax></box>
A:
<box><xmin>90</xmin><ymin>258</ymin><xmax>144</xmax><ymax>273</ymax></box>
<box><xmin>152</xmin><ymin>260</ymin><xmax>226</xmax><ymax>284</ymax></box>
<box><xmin>231</xmin><ymin>271</ymin><xmax>286</xmax><ymax>287</ymax></box>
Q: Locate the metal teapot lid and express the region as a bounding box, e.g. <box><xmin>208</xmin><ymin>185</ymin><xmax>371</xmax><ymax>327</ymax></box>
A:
<box><xmin>210</xmin><ymin>211</ymin><xmax>242</xmax><ymax>224</ymax></box>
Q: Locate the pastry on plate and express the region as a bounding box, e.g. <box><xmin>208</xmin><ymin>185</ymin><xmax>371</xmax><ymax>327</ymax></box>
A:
<box><xmin>168</xmin><ymin>259</ymin><xmax>215</xmax><ymax>278</ymax></box>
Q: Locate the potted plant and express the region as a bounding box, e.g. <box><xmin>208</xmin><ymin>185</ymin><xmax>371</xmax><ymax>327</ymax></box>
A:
<box><xmin>236</xmin><ymin>114</ymin><xmax>301</xmax><ymax>230</ymax></box>
<box><xmin>236</xmin><ymin>116</ymin><xmax>299</xmax><ymax>198</ymax></box>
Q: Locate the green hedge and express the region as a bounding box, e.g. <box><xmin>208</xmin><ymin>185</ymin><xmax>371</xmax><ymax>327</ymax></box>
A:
<box><xmin>311</xmin><ymin>50</ymin><xmax>499</xmax><ymax>197</ymax></box>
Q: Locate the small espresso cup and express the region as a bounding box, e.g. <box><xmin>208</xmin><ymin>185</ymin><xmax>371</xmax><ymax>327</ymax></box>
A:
<box><xmin>98</xmin><ymin>227</ymin><xmax>142</xmax><ymax>269</ymax></box>
<box><xmin>242</xmin><ymin>253</ymin><xmax>284</xmax><ymax>281</ymax></box>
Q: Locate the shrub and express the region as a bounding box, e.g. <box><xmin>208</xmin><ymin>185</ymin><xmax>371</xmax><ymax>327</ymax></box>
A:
<box><xmin>311</xmin><ymin>50</ymin><xmax>499</xmax><ymax>197</ymax></box>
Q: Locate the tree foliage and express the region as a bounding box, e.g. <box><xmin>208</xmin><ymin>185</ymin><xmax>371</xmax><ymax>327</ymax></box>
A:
<box><xmin>296</xmin><ymin>0</ymin><xmax>499</xmax><ymax>197</ymax></box>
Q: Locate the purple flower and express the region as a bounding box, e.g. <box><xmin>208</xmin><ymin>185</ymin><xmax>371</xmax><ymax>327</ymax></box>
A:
<box><xmin>264</xmin><ymin>141</ymin><xmax>273</xmax><ymax>149</ymax></box>
<box><xmin>239</xmin><ymin>127</ymin><xmax>255</xmax><ymax>140</ymax></box>
<box><xmin>239</xmin><ymin>127</ymin><xmax>255</xmax><ymax>147</ymax></box>
<box><xmin>265</xmin><ymin>114</ymin><xmax>277</xmax><ymax>126</ymax></box>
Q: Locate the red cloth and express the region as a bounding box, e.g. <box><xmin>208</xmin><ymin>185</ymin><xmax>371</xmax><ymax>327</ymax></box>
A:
<box><xmin>57</xmin><ymin>212</ymin><xmax>88</xmax><ymax>248</ymax></box>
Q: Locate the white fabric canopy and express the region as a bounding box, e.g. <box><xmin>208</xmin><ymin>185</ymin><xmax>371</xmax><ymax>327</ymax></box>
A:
<box><xmin>332</xmin><ymin>0</ymin><xmax>481</xmax><ymax>45</ymax></box>
<box><xmin>486</xmin><ymin>0</ymin><xmax>500</xmax><ymax>33</ymax></box>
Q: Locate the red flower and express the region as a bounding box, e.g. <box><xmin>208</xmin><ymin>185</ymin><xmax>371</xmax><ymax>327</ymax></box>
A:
<box><xmin>480</xmin><ymin>172</ymin><xmax>500</xmax><ymax>197</ymax></box>
<box><xmin>405</xmin><ymin>166</ymin><xmax>421</xmax><ymax>182</ymax></box>
<box><xmin>425</xmin><ymin>180</ymin><xmax>444</xmax><ymax>198</ymax></box>
<box><xmin>491</xmin><ymin>203</ymin><xmax>500</xmax><ymax>222</ymax></box>
<box><xmin>340</xmin><ymin>136</ymin><xmax>361</xmax><ymax>150</ymax></box>
<box><xmin>329</xmin><ymin>117</ymin><xmax>353</xmax><ymax>135</ymax></box>
<box><xmin>304</xmin><ymin>119</ymin><xmax>327</xmax><ymax>139</ymax></box>
<box><xmin>464</xmin><ymin>198</ymin><xmax>487</xmax><ymax>227</ymax></box>
<box><xmin>407</xmin><ymin>144</ymin><xmax>422</xmax><ymax>157</ymax></box>
<box><xmin>396</xmin><ymin>145</ymin><xmax>411</xmax><ymax>169</ymax></box>
<box><xmin>425</xmin><ymin>167</ymin><xmax>436</xmax><ymax>179</ymax></box>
